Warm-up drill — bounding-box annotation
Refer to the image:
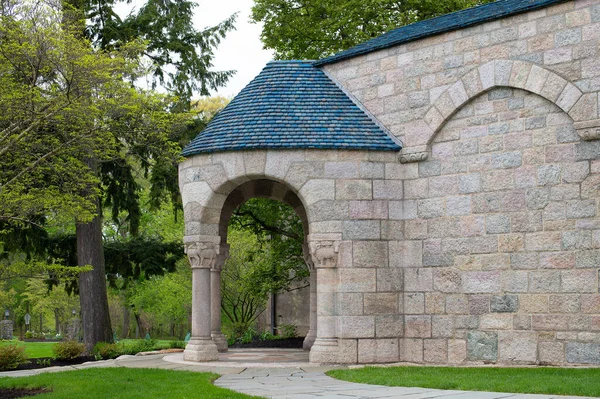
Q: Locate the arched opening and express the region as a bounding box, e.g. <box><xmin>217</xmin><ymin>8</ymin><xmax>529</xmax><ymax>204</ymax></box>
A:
<box><xmin>218</xmin><ymin>179</ymin><xmax>315</xmax><ymax>352</ymax></box>
<box><xmin>220</xmin><ymin>194</ymin><xmax>311</xmax><ymax>348</ymax></box>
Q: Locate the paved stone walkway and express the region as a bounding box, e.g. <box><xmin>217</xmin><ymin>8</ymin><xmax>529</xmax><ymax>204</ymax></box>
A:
<box><xmin>0</xmin><ymin>350</ymin><xmax>597</xmax><ymax>399</ymax></box>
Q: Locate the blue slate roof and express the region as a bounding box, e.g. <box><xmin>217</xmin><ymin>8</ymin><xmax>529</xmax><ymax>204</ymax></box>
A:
<box><xmin>315</xmin><ymin>0</ymin><xmax>567</xmax><ymax>66</ymax></box>
<box><xmin>182</xmin><ymin>61</ymin><xmax>401</xmax><ymax>156</ymax></box>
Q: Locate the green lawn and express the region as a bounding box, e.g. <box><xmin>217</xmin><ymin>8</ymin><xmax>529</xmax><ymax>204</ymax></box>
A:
<box><xmin>328</xmin><ymin>366</ymin><xmax>600</xmax><ymax>397</ymax></box>
<box><xmin>0</xmin><ymin>368</ymin><xmax>260</xmax><ymax>399</ymax></box>
<box><xmin>0</xmin><ymin>341</ymin><xmax>55</xmax><ymax>359</ymax></box>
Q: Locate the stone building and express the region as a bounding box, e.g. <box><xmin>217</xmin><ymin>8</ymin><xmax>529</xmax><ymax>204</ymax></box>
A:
<box><xmin>179</xmin><ymin>0</ymin><xmax>600</xmax><ymax>365</ymax></box>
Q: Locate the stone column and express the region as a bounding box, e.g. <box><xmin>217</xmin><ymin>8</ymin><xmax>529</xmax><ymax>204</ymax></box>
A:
<box><xmin>211</xmin><ymin>243</ymin><xmax>229</xmax><ymax>352</ymax></box>
<box><xmin>183</xmin><ymin>235</ymin><xmax>220</xmax><ymax>362</ymax></box>
<box><xmin>307</xmin><ymin>234</ymin><xmax>341</xmax><ymax>364</ymax></box>
<box><xmin>0</xmin><ymin>320</ymin><xmax>13</xmax><ymax>340</ymax></box>
<box><xmin>302</xmin><ymin>243</ymin><xmax>317</xmax><ymax>350</ymax></box>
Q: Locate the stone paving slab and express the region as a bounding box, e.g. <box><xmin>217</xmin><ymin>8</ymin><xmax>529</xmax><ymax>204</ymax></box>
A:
<box><xmin>0</xmin><ymin>351</ymin><xmax>598</xmax><ymax>399</ymax></box>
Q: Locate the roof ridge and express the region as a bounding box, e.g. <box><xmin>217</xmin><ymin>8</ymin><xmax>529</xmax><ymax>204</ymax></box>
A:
<box><xmin>314</xmin><ymin>0</ymin><xmax>568</xmax><ymax>66</ymax></box>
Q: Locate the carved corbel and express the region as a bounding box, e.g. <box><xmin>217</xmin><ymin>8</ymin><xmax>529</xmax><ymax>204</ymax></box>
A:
<box><xmin>575</xmin><ymin>120</ymin><xmax>600</xmax><ymax>141</ymax></box>
<box><xmin>308</xmin><ymin>240</ymin><xmax>341</xmax><ymax>268</ymax></box>
<box><xmin>214</xmin><ymin>243</ymin><xmax>230</xmax><ymax>271</ymax></box>
<box><xmin>184</xmin><ymin>235</ymin><xmax>221</xmax><ymax>269</ymax></box>
<box><xmin>398</xmin><ymin>145</ymin><xmax>430</xmax><ymax>163</ymax></box>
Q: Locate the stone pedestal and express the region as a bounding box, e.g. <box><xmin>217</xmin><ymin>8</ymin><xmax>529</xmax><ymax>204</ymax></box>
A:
<box><xmin>0</xmin><ymin>320</ymin><xmax>13</xmax><ymax>340</ymax></box>
<box><xmin>309</xmin><ymin>338</ymin><xmax>340</xmax><ymax>363</ymax></box>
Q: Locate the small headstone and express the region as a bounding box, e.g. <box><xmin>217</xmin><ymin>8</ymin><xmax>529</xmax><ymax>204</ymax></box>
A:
<box><xmin>0</xmin><ymin>320</ymin><xmax>13</xmax><ymax>340</ymax></box>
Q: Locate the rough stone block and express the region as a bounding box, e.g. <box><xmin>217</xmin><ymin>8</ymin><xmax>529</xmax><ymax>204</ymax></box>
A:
<box><xmin>338</xmin><ymin>316</ymin><xmax>375</xmax><ymax>338</ymax></box>
<box><xmin>538</xmin><ymin>164</ymin><xmax>562</xmax><ymax>186</ymax></box>
<box><xmin>424</xmin><ymin>339</ymin><xmax>448</xmax><ymax>363</ymax></box>
<box><xmin>336</xmin><ymin>179</ymin><xmax>372</xmax><ymax>200</ymax></box>
<box><xmin>404</xmin><ymin>179</ymin><xmax>429</xmax><ymax>199</ymax></box>
<box><xmin>432</xmin><ymin>316</ymin><xmax>454</xmax><ymax>338</ymax></box>
<box><xmin>417</xmin><ymin>198</ymin><xmax>445</xmax><ymax>219</ymax></box>
<box><xmin>581</xmin><ymin>294</ymin><xmax>600</xmax><ymax>314</ymax></box>
<box><xmin>459</xmin><ymin>173</ymin><xmax>482</xmax><ymax>194</ymax></box>
<box><xmin>549</xmin><ymin>295</ymin><xmax>580</xmax><ymax>313</ymax></box>
<box><xmin>513</xmin><ymin>315</ymin><xmax>531</xmax><ymax>330</ymax></box>
<box><xmin>337</xmin><ymin>293</ymin><xmax>364</xmax><ymax>316</ymax></box>
<box><xmin>358</xmin><ymin>339</ymin><xmax>400</xmax><ymax>363</ymax></box>
<box><xmin>561</xmin><ymin>270</ymin><xmax>597</xmax><ymax>293</ymax></box>
<box><xmin>491</xmin><ymin>152</ymin><xmax>522</xmax><ymax>169</ymax></box>
<box><xmin>433</xmin><ymin>268</ymin><xmax>462</xmax><ymax>293</ymax></box>
<box><xmin>373</xmin><ymin>180</ymin><xmax>403</xmax><ymax>199</ymax></box>
<box><xmin>539</xmin><ymin>342</ymin><xmax>565</xmax><ymax>364</ymax></box>
<box><xmin>498</xmin><ymin>332</ymin><xmax>538</xmax><ymax>363</ymax></box>
<box><xmin>339</xmin><ymin>269</ymin><xmax>376</xmax><ymax>293</ymax></box>
<box><xmin>480</xmin><ymin>314</ymin><xmax>513</xmax><ymax>330</ymax></box>
<box><xmin>404</xmin><ymin>292</ymin><xmax>425</xmax><ymax>314</ymax></box>
<box><xmin>389</xmin><ymin>241</ymin><xmax>423</xmax><ymax>268</ymax></box>
<box><xmin>462</xmin><ymin>271</ymin><xmax>502</xmax><ymax>293</ymax></box>
<box><xmin>353</xmin><ymin>241</ymin><xmax>388</xmax><ymax>268</ymax></box>
<box><xmin>532</xmin><ymin>314</ymin><xmax>569</xmax><ymax>331</ymax></box>
<box><xmin>448</xmin><ymin>339</ymin><xmax>467</xmax><ymax>364</ymax></box>
<box><xmin>405</xmin><ymin>315</ymin><xmax>432</xmax><ymax>338</ymax></box>
<box><xmin>405</xmin><ymin>268</ymin><xmax>433</xmax><ymax>292</ymax></box>
<box><xmin>401</xmin><ymin>338</ymin><xmax>423</xmax><ymax>363</ymax></box>
<box><xmin>519</xmin><ymin>295</ymin><xmax>549</xmax><ymax>314</ymax></box>
<box><xmin>467</xmin><ymin>331</ymin><xmax>498</xmax><ymax>362</ymax></box>
<box><xmin>566</xmin><ymin>342</ymin><xmax>600</xmax><ymax>364</ymax></box>
<box><xmin>342</xmin><ymin>220</ymin><xmax>380</xmax><ymax>240</ymax></box>
<box><xmin>376</xmin><ymin>268</ymin><xmax>403</xmax><ymax>292</ymax></box>
<box><xmin>576</xmin><ymin>250</ymin><xmax>600</xmax><ymax>268</ymax></box>
<box><xmin>446</xmin><ymin>295</ymin><xmax>469</xmax><ymax>314</ymax></box>
<box><xmin>486</xmin><ymin>215</ymin><xmax>511</xmax><ymax>234</ymax></box>
<box><xmin>375</xmin><ymin>315</ymin><xmax>403</xmax><ymax>338</ymax></box>
<box><xmin>526</xmin><ymin>232</ymin><xmax>561</xmax><ymax>251</ymax></box>
<box><xmin>491</xmin><ymin>295</ymin><xmax>519</xmax><ymax>313</ymax></box>
<box><xmin>540</xmin><ymin>252</ymin><xmax>575</xmax><ymax>269</ymax></box>
<box><xmin>364</xmin><ymin>293</ymin><xmax>398</xmax><ymax>315</ymax></box>
<box><xmin>529</xmin><ymin>271</ymin><xmax>561</xmax><ymax>292</ymax></box>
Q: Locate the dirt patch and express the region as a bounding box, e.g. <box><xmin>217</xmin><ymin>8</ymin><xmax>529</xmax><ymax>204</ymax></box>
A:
<box><xmin>229</xmin><ymin>337</ymin><xmax>304</xmax><ymax>349</ymax></box>
<box><xmin>0</xmin><ymin>388</ymin><xmax>51</xmax><ymax>398</ymax></box>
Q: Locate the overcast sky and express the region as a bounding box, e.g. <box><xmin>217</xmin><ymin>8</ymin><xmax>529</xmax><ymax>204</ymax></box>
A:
<box><xmin>194</xmin><ymin>0</ymin><xmax>274</xmax><ymax>98</ymax></box>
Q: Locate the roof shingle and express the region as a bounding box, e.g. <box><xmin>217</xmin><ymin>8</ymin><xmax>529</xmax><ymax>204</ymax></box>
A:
<box><xmin>314</xmin><ymin>0</ymin><xmax>567</xmax><ymax>67</ymax></box>
<box><xmin>182</xmin><ymin>61</ymin><xmax>401</xmax><ymax>157</ymax></box>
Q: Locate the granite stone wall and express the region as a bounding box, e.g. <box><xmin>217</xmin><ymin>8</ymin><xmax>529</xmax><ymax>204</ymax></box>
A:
<box><xmin>180</xmin><ymin>0</ymin><xmax>600</xmax><ymax>365</ymax></box>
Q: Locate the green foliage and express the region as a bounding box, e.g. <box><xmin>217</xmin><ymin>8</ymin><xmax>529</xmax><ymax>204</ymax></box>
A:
<box><xmin>251</xmin><ymin>0</ymin><xmax>496</xmax><ymax>60</ymax></box>
<box><xmin>52</xmin><ymin>341</ymin><xmax>85</xmax><ymax>360</ymax></box>
<box><xmin>0</xmin><ymin>344</ymin><xmax>28</xmax><ymax>371</ymax></box>
<box><xmin>168</xmin><ymin>341</ymin><xmax>186</xmax><ymax>349</ymax></box>
<box><xmin>92</xmin><ymin>342</ymin><xmax>122</xmax><ymax>359</ymax></box>
<box><xmin>278</xmin><ymin>324</ymin><xmax>297</xmax><ymax>339</ymax></box>
<box><xmin>328</xmin><ymin>366</ymin><xmax>600</xmax><ymax>397</ymax></box>
<box><xmin>238</xmin><ymin>327</ymin><xmax>258</xmax><ymax>345</ymax></box>
<box><xmin>0</xmin><ymin>368</ymin><xmax>257</xmax><ymax>399</ymax></box>
<box><xmin>122</xmin><ymin>339</ymin><xmax>156</xmax><ymax>355</ymax></box>
<box><xmin>259</xmin><ymin>330</ymin><xmax>276</xmax><ymax>341</ymax></box>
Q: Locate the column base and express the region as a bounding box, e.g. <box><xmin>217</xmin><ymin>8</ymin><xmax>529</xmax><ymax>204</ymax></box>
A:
<box><xmin>309</xmin><ymin>338</ymin><xmax>339</xmax><ymax>364</ymax></box>
<box><xmin>211</xmin><ymin>332</ymin><xmax>229</xmax><ymax>352</ymax></box>
<box><xmin>183</xmin><ymin>338</ymin><xmax>219</xmax><ymax>362</ymax></box>
<box><xmin>303</xmin><ymin>330</ymin><xmax>316</xmax><ymax>351</ymax></box>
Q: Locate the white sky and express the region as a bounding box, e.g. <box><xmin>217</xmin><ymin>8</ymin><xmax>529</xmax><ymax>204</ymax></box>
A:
<box><xmin>115</xmin><ymin>0</ymin><xmax>274</xmax><ymax>98</ymax></box>
<box><xmin>194</xmin><ymin>1</ymin><xmax>274</xmax><ymax>98</ymax></box>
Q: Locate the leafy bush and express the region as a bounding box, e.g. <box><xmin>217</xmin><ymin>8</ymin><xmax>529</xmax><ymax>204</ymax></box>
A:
<box><xmin>123</xmin><ymin>339</ymin><xmax>156</xmax><ymax>355</ymax></box>
<box><xmin>238</xmin><ymin>327</ymin><xmax>257</xmax><ymax>344</ymax></box>
<box><xmin>259</xmin><ymin>330</ymin><xmax>276</xmax><ymax>341</ymax></box>
<box><xmin>52</xmin><ymin>341</ymin><xmax>85</xmax><ymax>360</ymax></box>
<box><xmin>0</xmin><ymin>344</ymin><xmax>28</xmax><ymax>371</ymax></box>
<box><xmin>168</xmin><ymin>341</ymin><xmax>186</xmax><ymax>349</ymax></box>
<box><xmin>93</xmin><ymin>342</ymin><xmax>123</xmax><ymax>359</ymax></box>
<box><xmin>25</xmin><ymin>331</ymin><xmax>33</xmax><ymax>339</ymax></box>
<box><xmin>279</xmin><ymin>324</ymin><xmax>297</xmax><ymax>339</ymax></box>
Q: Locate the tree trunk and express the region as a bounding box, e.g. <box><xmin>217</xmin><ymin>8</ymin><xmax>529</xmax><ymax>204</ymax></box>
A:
<box><xmin>77</xmin><ymin>208</ymin><xmax>113</xmax><ymax>352</ymax></box>
<box><xmin>54</xmin><ymin>310</ymin><xmax>60</xmax><ymax>334</ymax></box>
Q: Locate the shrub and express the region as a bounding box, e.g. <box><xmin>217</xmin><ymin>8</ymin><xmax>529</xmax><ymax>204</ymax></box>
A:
<box><xmin>168</xmin><ymin>341</ymin><xmax>186</xmax><ymax>349</ymax></box>
<box><xmin>25</xmin><ymin>331</ymin><xmax>33</xmax><ymax>339</ymax></box>
<box><xmin>259</xmin><ymin>330</ymin><xmax>276</xmax><ymax>341</ymax></box>
<box><xmin>0</xmin><ymin>344</ymin><xmax>28</xmax><ymax>371</ymax></box>
<box><xmin>53</xmin><ymin>341</ymin><xmax>85</xmax><ymax>360</ymax></box>
<box><xmin>279</xmin><ymin>324</ymin><xmax>297</xmax><ymax>339</ymax></box>
<box><xmin>123</xmin><ymin>339</ymin><xmax>156</xmax><ymax>355</ymax></box>
<box><xmin>238</xmin><ymin>327</ymin><xmax>257</xmax><ymax>344</ymax></box>
<box><xmin>93</xmin><ymin>342</ymin><xmax>123</xmax><ymax>359</ymax></box>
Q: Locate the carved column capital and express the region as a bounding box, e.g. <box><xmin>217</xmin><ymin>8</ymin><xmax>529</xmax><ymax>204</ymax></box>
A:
<box><xmin>302</xmin><ymin>243</ymin><xmax>315</xmax><ymax>270</ymax></box>
<box><xmin>214</xmin><ymin>243</ymin><xmax>230</xmax><ymax>271</ymax></box>
<box><xmin>307</xmin><ymin>234</ymin><xmax>342</xmax><ymax>268</ymax></box>
<box><xmin>184</xmin><ymin>235</ymin><xmax>222</xmax><ymax>269</ymax></box>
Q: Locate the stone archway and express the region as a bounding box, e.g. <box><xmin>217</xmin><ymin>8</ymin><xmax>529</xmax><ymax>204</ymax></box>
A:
<box><xmin>180</xmin><ymin>170</ymin><xmax>341</xmax><ymax>363</ymax></box>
